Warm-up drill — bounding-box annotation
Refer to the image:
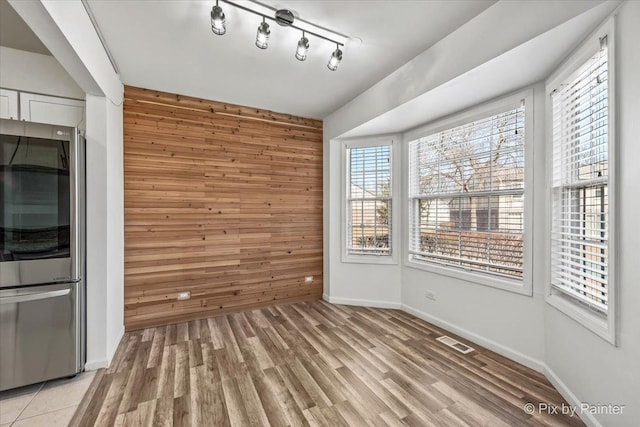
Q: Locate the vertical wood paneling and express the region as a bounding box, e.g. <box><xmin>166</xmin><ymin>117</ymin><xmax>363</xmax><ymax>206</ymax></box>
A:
<box><xmin>123</xmin><ymin>86</ymin><xmax>323</xmax><ymax>330</ymax></box>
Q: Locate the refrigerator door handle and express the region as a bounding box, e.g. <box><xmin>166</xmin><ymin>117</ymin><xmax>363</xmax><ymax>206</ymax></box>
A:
<box><xmin>0</xmin><ymin>288</ymin><xmax>71</xmax><ymax>305</ymax></box>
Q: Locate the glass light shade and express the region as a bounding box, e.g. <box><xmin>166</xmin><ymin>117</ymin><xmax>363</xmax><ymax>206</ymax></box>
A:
<box><xmin>327</xmin><ymin>47</ymin><xmax>343</xmax><ymax>71</ymax></box>
<box><xmin>255</xmin><ymin>22</ymin><xmax>271</xmax><ymax>49</ymax></box>
<box><xmin>210</xmin><ymin>5</ymin><xmax>226</xmax><ymax>35</ymax></box>
<box><xmin>295</xmin><ymin>36</ymin><xmax>310</xmax><ymax>61</ymax></box>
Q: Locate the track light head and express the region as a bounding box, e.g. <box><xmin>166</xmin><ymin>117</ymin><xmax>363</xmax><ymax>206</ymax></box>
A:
<box><xmin>210</xmin><ymin>4</ymin><xmax>226</xmax><ymax>35</ymax></box>
<box><xmin>295</xmin><ymin>35</ymin><xmax>309</xmax><ymax>61</ymax></box>
<box><xmin>327</xmin><ymin>46</ymin><xmax>342</xmax><ymax>71</ymax></box>
<box><xmin>255</xmin><ymin>20</ymin><xmax>271</xmax><ymax>49</ymax></box>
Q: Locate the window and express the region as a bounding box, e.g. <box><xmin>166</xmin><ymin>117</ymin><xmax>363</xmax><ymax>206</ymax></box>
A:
<box><xmin>346</xmin><ymin>143</ymin><xmax>392</xmax><ymax>256</ymax></box>
<box><xmin>408</xmin><ymin>104</ymin><xmax>526</xmax><ymax>281</ymax></box>
<box><xmin>549</xmin><ymin>37</ymin><xmax>613</xmax><ymax>316</ymax></box>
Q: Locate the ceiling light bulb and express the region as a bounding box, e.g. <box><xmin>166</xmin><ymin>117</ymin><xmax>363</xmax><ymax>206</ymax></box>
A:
<box><xmin>255</xmin><ymin>20</ymin><xmax>270</xmax><ymax>49</ymax></box>
<box><xmin>327</xmin><ymin>46</ymin><xmax>342</xmax><ymax>71</ymax></box>
<box><xmin>210</xmin><ymin>5</ymin><xmax>226</xmax><ymax>35</ymax></box>
<box><xmin>295</xmin><ymin>36</ymin><xmax>310</xmax><ymax>61</ymax></box>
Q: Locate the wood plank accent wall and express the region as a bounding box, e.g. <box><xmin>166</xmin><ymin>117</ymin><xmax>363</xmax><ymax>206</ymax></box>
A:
<box><xmin>123</xmin><ymin>86</ymin><xmax>323</xmax><ymax>331</ymax></box>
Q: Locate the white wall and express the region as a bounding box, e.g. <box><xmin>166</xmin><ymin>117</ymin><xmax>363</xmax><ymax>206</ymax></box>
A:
<box><xmin>324</xmin><ymin>131</ymin><xmax>402</xmax><ymax>308</ymax></box>
<box><xmin>105</xmin><ymin>97</ymin><xmax>124</xmax><ymax>363</ymax></box>
<box><xmin>85</xmin><ymin>95</ymin><xmax>108</xmax><ymax>367</ymax></box>
<box><xmin>84</xmin><ymin>95</ymin><xmax>124</xmax><ymax>368</ymax></box>
<box><xmin>401</xmin><ymin>84</ymin><xmax>547</xmax><ymax>369</ymax></box>
<box><xmin>9</xmin><ymin>0</ymin><xmax>125</xmax><ymax>369</ymax></box>
<box><xmin>0</xmin><ymin>46</ymin><xmax>84</xmax><ymax>99</ymax></box>
<box><xmin>323</xmin><ymin>1</ymin><xmax>616</xmax><ymax>314</ymax></box>
<box><xmin>544</xmin><ymin>2</ymin><xmax>640</xmax><ymax>425</ymax></box>
<box><xmin>324</xmin><ymin>2</ymin><xmax>639</xmax><ymax>426</ymax></box>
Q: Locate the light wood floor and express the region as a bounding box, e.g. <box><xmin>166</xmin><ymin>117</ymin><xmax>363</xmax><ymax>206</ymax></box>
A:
<box><xmin>72</xmin><ymin>300</ymin><xmax>584</xmax><ymax>426</ymax></box>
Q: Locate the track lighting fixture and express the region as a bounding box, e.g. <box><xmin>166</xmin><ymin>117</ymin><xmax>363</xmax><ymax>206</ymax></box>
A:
<box><xmin>209</xmin><ymin>0</ymin><xmax>350</xmax><ymax>70</ymax></box>
<box><xmin>295</xmin><ymin>33</ymin><xmax>310</xmax><ymax>61</ymax></box>
<box><xmin>327</xmin><ymin>45</ymin><xmax>342</xmax><ymax>71</ymax></box>
<box><xmin>210</xmin><ymin>0</ymin><xmax>226</xmax><ymax>35</ymax></box>
<box><xmin>255</xmin><ymin>18</ymin><xmax>270</xmax><ymax>49</ymax></box>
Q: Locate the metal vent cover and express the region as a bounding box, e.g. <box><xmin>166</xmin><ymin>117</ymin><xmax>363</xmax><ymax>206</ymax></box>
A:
<box><xmin>436</xmin><ymin>335</ymin><xmax>474</xmax><ymax>354</ymax></box>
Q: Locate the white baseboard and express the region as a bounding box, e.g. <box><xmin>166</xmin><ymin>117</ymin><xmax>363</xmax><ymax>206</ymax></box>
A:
<box><xmin>85</xmin><ymin>325</ymin><xmax>125</xmax><ymax>371</ymax></box>
<box><xmin>401</xmin><ymin>303</ymin><xmax>546</xmax><ymax>374</ymax></box>
<box><xmin>84</xmin><ymin>359</ymin><xmax>108</xmax><ymax>370</ymax></box>
<box><xmin>400</xmin><ymin>304</ymin><xmax>600</xmax><ymax>426</ymax></box>
<box><xmin>543</xmin><ymin>365</ymin><xmax>601</xmax><ymax>427</ymax></box>
<box><xmin>323</xmin><ymin>294</ymin><xmax>402</xmax><ymax>310</ymax></box>
<box><xmin>321</xmin><ymin>296</ymin><xmax>599</xmax><ymax>427</ymax></box>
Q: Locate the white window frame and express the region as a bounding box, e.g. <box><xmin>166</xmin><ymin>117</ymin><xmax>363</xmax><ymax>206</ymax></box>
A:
<box><xmin>545</xmin><ymin>17</ymin><xmax>616</xmax><ymax>345</ymax></box>
<box><xmin>402</xmin><ymin>90</ymin><xmax>534</xmax><ymax>295</ymax></box>
<box><xmin>341</xmin><ymin>135</ymin><xmax>398</xmax><ymax>265</ymax></box>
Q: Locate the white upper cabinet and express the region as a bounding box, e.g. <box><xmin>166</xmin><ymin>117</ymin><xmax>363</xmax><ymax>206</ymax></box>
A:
<box><xmin>19</xmin><ymin>92</ymin><xmax>85</xmax><ymax>128</ymax></box>
<box><xmin>0</xmin><ymin>89</ymin><xmax>19</xmax><ymax>120</ymax></box>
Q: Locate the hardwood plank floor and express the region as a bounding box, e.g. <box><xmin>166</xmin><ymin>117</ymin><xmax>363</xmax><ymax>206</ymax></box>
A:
<box><xmin>72</xmin><ymin>300</ymin><xmax>584</xmax><ymax>426</ymax></box>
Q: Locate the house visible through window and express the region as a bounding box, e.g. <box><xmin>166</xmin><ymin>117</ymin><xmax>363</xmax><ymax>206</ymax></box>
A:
<box><xmin>408</xmin><ymin>105</ymin><xmax>526</xmax><ymax>279</ymax></box>
<box><xmin>550</xmin><ymin>39</ymin><xmax>610</xmax><ymax>314</ymax></box>
<box><xmin>346</xmin><ymin>144</ymin><xmax>392</xmax><ymax>256</ymax></box>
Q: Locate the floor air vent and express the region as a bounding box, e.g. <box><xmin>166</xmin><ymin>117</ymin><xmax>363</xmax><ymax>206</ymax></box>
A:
<box><xmin>436</xmin><ymin>335</ymin><xmax>474</xmax><ymax>354</ymax></box>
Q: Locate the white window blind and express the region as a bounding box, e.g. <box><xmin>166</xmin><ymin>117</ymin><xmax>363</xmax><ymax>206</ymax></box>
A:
<box><xmin>408</xmin><ymin>105</ymin><xmax>525</xmax><ymax>278</ymax></box>
<box><xmin>551</xmin><ymin>41</ymin><xmax>609</xmax><ymax>313</ymax></box>
<box><xmin>346</xmin><ymin>145</ymin><xmax>391</xmax><ymax>255</ymax></box>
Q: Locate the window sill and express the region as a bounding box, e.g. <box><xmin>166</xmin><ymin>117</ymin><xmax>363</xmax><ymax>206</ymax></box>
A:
<box><xmin>342</xmin><ymin>254</ymin><xmax>398</xmax><ymax>265</ymax></box>
<box><xmin>405</xmin><ymin>257</ymin><xmax>532</xmax><ymax>296</ymax></box>
<box><xmin>546</xmin><ymin>292</ymin><xmax>615</xmax><ymax>345</ymax></box>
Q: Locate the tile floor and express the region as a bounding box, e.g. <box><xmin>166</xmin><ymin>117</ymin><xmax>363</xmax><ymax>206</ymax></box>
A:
<box><xmin>0</xmin><ymin>371</ymin><xmax>95</xmax><ymax>427</ymax></box>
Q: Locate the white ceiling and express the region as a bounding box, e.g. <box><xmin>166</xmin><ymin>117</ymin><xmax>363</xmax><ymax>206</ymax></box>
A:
<box><xmin>86</xmin><ymin>0</ymin><xmax>495</xmax><ymax>119</ymax></box>
<box><xmin>0</xmin><ymin>0</ymin><xmax>50</xmax><ymax>55</ymax></box>
<box><xmin>341</xmin><ymin>1</ymin><xmax>618</xmax><ymax>138</ymax></box>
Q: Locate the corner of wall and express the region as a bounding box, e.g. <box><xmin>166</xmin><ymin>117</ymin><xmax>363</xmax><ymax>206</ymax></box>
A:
<box><xmin>543</xmin><ymin>365</ymin><xmax>603</xmax><ymax>427</ymax></box>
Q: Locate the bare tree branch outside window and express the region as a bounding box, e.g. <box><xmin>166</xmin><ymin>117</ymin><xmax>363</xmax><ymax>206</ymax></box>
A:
<box><xmin>409</xmin><ymin>106</ymin><xmax>525</xmax><ymax>278</ymax></box>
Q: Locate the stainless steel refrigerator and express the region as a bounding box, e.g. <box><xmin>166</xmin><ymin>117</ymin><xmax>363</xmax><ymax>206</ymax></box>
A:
<box><xmin>0</xmin><ymin>119</ymin><xmax>85</xmax><ymax>391</ymax></box>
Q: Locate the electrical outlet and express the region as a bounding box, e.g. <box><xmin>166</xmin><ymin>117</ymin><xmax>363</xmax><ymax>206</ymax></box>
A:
<box><xmin>305</xmin><ymin>276</ymin><xmax>314</xmax><ymax>283</ymax></box>
<box><xmin>425</xmin><ymin>290</ymin><xmax>436</xmax><ymax>301</ymax></box>
<box><xmin>177</xmin><ymin>291</ymin><xmax>191</xmax><ymax>300</ymax></box>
